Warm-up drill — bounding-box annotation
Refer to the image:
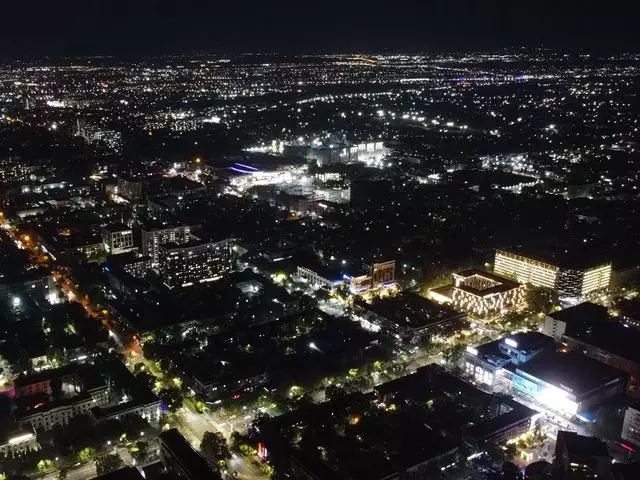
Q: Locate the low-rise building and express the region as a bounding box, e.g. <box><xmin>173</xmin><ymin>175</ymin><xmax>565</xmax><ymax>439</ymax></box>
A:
<box><xmin>102</xmin><ymin>223</ymin><xmax>136</xmax><ymax>255</ymax></box>
<box><xmin>159</xmin><ymin>429</ymin><xmax>222</xmax><ymax>480</ymax></box>
<box><xmin>354</xmin><ymin>292</ymin><xmax>466</xmax><ymax>343</ymax></box>
<box><xmin>555</xmin><ymin>431</ymin><xmax>611</xmax><ymax>479</ymax></box>
<box><xmin>0</xmin><ymin>428</ymin><xmax>38</xmax><ymax>457</ymax></box>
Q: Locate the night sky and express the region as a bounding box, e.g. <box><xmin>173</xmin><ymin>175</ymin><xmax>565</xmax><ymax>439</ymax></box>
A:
<box><xmin>1</xmin><ymin>0</ymin><xmax>638</xmax><ymax>57</ymax></box>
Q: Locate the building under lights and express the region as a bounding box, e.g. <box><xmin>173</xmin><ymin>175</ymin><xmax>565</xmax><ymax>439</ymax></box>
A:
<box><xmin>158</xmin><ymin>238</ymin><xmax>233</xmax><ymax>289</ymax></box>
<box><xmin>102</xmin><ymin>223</ymin><xmax>136</xmax><ymax>255</ymax></box>
<box><xmin>502</xmin><ymin>351</ymin><xmax>627</xmax><ymax>417</ymax></box>
<box><xmin>494</xmin><ymin>249</ymin><xmax>611</xmax><ymax>298</ymax></box>
<box><xmin>463</xmin><ymin>332</ymin><xmax>556</xmax><ymax>391</ymax></box>
<box><xmin>0</xmin><ymin>427</ymin><xmax>38</xmax><ymax>457</ymax></box>
<box><xmin>431</xmin><ymin>269</ymin><xmax>525</xmax><ymax>317</ymax></box>
<box><xmin>139</xmin><ymin>222</ymin><xmax>193</xmax><ymax>265</ymax></box>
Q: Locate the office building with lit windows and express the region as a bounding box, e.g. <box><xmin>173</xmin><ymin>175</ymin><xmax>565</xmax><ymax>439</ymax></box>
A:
<box><xmin>494</xmin><ymin>249</ymin><xmax>611</xmax><ymax>298</ymax></box>
<box><xmin>158</xmin><ymin>238</ymin><xmax>233</xmax><ymax>288</ymax></box>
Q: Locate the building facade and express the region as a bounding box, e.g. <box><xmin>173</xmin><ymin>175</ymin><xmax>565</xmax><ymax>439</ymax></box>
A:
<box><xmin>102</xmin><ymin>224</ymin><xmax>136</xmax><ymax>255</ymax></box>
<box><xmin>494</xmin><ymin>249</ymin><xmax>611</xmax><ymax>298</ymax></box>
<box><xmin>158</xmin><ymin>238</ymin><xmax>233</xmax><ymax>288</ymax></box>
<box><xmin>622</xmin><ymin>405</ymin><xmax>640</xmax><ymax>448</ymax></box>
<box><xmin>140</xmin><ymin>224</ymin><xmax>192</xmax><ymax>265</ymax></box>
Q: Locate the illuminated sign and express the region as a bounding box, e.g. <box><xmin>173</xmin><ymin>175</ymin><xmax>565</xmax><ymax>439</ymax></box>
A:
<box><xmin>504</xmin><ymin>338</ymin><xmax>518</xmax><ymax>348</ymax></box>
<box><xmin>513</xmin><ymin>375</ymin><xmax>538</xmax><ymax>396</ymax></box>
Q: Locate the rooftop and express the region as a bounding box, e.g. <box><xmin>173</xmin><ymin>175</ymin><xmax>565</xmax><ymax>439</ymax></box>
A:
<box><xmin>356</xmin><ymin>292</ymin><xmax>464</xmax><ymax>331</ymax></box>
<box><xmin>454</xmin><ymin>269</ymin><xmax>521</xmax><ymax>296</ymax></box>
<box><xmin>548</xmin><ymin>302</ymin><xmax>609</xmax><ymax>324</ymax></box>
<box><xmin>515</xmin><ymin>351</ymin><xmax>626</xmax><ymax>396</ymax></box>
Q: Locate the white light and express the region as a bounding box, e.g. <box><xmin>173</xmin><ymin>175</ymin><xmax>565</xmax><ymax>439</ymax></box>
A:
<box><xmin>308</xmin><ymin>342</ymin><xmax>319</xmax><ymax>351</ymax></box>
<box><xmin>9</xmin><ymin>433</ymin><xmax>34</xmax><ymax>444</ymax></box>
<box><xmin>12</xmin><ymin>296</ymin><xmax>21</xmax><ymax>307</ymax></box>
<box><xmin>466</xmin><ymin>346</ymin><xmax>478</xmax><ymax>356</ymax></box>
<box><xmin>504</xmin><ymin>338</ymin><xmax>518</xmax><ymax>348</ymax></box>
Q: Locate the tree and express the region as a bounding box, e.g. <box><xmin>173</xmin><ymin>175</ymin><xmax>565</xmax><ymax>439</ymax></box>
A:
<box><xmin>200</xmin><ymin>431</ymin><xmax>230</xmax><ymax>471</ymax></box>
<box><xmin>158</xmin><ymin>387</ymin><xmax>183</xmax><ymax>412</ymax></box>
<box><xmin>526</xmin><ymin>285</ymin><xmax>559</xmax><ymax>314</ymax></box>
<box><xmin>443</xmin><ymin>343</ymin><xmax>466</xmax><ymax>368</ymax></box>
<box><xmin>95</xmin><ymin>453</ymin><xmax>123</xmax><ymax>475</ymax></box>
<box><xmin>76</xmin><ymin>447</ymin><xmax>96</xmax><ymax>463</ymax></box>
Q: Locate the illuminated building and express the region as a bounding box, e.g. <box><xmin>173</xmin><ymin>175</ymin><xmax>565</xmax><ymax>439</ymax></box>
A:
<box><xmin>439</xmin><ymin>269</ymin><xmax>525</xmax><ymax>317</ymax></box>
<box><xmin>102</xmin><ymin>223</ymin><xmax>136</xmax><ymax>255</ymax></box>
<box><xmin>158</xmin><ymin>238</ymin><xmax>233</xmax><ymax>288</ymax></box>
<box><xmin>463</xmin><ymin>332</ymin><xmax>555</xmax><ymax>390</ymax></box>
<box><xmin>502</xmin><ymin>351</ymin><xmax>626</xmax><ymax>417</ymax></box>
<box><xmin>494</xmin><ymin>249</ymin><xmax>611</xmax><ymax>298</ymax></box>
<box><xmin>0</xmin><ymin>428</ymin><xmax>38</xmax><ymax>457</ymax></box>
<box><xmin>290</xmin><ymin>140</ymin><xmax>388</xmax><ymax>167</ymax></box>
<box><xmin>140</xmin><ymin>223</ymin><xmax>192</xmax><ymax>265</ymax></box>
<box><xmin>554</xmin><ymin>431</ymin><xmax>611</xmax><ymax>479</ymax></box>
<box><xmin>354</xmin><ymin>293</ymin><xmax>465</xmax><ymax>344</ymax></box>
<box><xmin>371</xmin><ymin>260</ymin><xmax>396</xmax><ymax>288</ymax></box>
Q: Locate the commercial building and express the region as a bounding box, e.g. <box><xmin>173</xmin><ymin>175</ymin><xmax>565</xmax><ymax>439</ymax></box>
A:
<box><xmin>140</xmin><ymin>222</ymin><xmax>192</xmax><ymax>265</ymax></box>
<box><xmin>544</xmin><ymin>302</ymin><xmax>640</xmax><ymax>379</ymax></box>
<box><xmin>463</xmin><ymin>332</ymin><xmax>556</xmax><ymax>391</ymax></box>
<box><xmin>0</xmin><ymin>428</ymin><xmax>38</xmax><ymax>457</ymax></box>
<box><xmin>159</xmin><ymin>428</ymin><xmax>222</xmax><ymax>480</ymax></box>
<box><xmin>102</xmin><ymin>223</ymin><xmax>136</xmax><ymax>255</ymax></box>
<box><xmin>621</xmin><ymin>404</ymin><xmax>640</xmax><ymax>448</ymax></box>
<box><xmin>354</xmin><ymin>292</ymin><xmax>465</xmax><ymax>343</ymax></box>
<box><xmin>432</xmin><ymin>269</ymin><xmax>525</xmax><ymax>317</ymax></box>
<box><xmin>504</xmin><ymin>351</ymin><xmax>627</xmax><ymax>417</ymax></box>
<box><xmin>158</xmin><ymin>238</ymin><xmax>233</xmax><ymax>288</ymax></box>
<box><xmin>296</xmin><ymin>260</ymin><xmax>395</xmax><ymax>293</ymax></box>
<box><xmin>554</xmin><ymin>431</ymin><xmax>611</xmax><ymax>479</ymax></box>
<box><xmin>494</xmin><ymin>249</ymin><xmax>611</xmax><ymax>298</ymax></box>
<box><xmin>543</xmin><ymin>302</ymin><xmax>608</xmax><ymax>341</ymax></box>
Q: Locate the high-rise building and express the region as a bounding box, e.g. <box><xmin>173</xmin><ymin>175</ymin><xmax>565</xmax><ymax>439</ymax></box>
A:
<box><xmin>494</xmin><ymin>249</ymin><xmax>611</xmax><ymax>298</ymax></box>
<box><xmin>140</xmin><ymin>224</ymin><xmax>192</xmax><ymax>265</ymax></box>
<box><xmin>158</xmin><ymin>238</ymin><xmax>233</xmax><ymax>288</ymax></box>
<box><xmin>102</xmin><ymin>223</ymin><xmax>136</xmax><ymax>255</ymax></box>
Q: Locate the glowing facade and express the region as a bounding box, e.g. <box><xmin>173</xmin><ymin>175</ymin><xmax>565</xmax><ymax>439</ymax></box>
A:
<box><xmin>450</xmin><ymin>269</ymin><xmax>525</xmax><ymax>317</ymax></box>
<box><xmin>494</xmin><ymin>249</ymin><xmax>611</xmax><ymax>298</ymax></box>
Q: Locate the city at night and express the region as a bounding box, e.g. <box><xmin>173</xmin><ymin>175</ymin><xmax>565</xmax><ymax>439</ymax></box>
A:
<box><xmin>0</xmin><ymin>2</ymin><xmax>639</xmax><ymax>479</ymax></box>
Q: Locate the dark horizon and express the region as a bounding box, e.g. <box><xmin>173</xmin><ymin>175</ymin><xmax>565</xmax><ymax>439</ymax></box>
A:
<box><xmin>2</xmin><ymin>0</ymin><xmax>639</xmax><ymax>58</ymax></box>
